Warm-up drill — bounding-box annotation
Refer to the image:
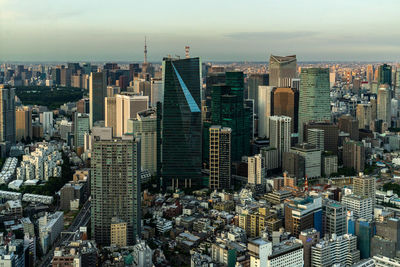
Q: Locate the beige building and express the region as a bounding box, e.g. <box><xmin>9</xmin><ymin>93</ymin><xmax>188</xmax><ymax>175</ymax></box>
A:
<box><xmin>115</xmin><ymin>94</ymin><xmax>148</xmax><ymax>137</ymax></box>
<box><xmin>105</xmin><ymin>97</ymin><xmax>117</xmax><ymax>136</ymax></box>
<box><xmin>110</xmin><ymin>217</ymin><xmax>127</xmax><ymax>247</ymax></box>
<box><xmin>209</xmin><ymin>126</ymin><xmax>231</xmax><ymax>190</ymax></box>
<box><xmin>356</xmin><ymin>103</ymin><xmax>372</xmax><ymax>129</ymax></box>
<box><xmin>15</xmin><ymin>106</ymin><xmax>32</xmax><ymax>141</ymax></box>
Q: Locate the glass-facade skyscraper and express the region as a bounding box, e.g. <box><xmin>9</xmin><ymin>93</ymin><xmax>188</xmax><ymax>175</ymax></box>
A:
<box><xmin>378</xmin><ymin>64</ymin><xmax>392</xmax><ymax>86</ymax></box>
<box><xmin>211</xmin><ymin>72</ymin><xmax>251</xmax><ymax>162</ymax></box>
<box><xmin>269</xmin><ymin>55</ymin><xmax>297</xmax><ymax>87</ymax></box>
<box><xmin>298</xmin><ymin>68</ymin><xmax>331</xmax><ymax>142</ymax></box>
<box><xmin>160</xmin><ymin>57</ymin><xmax>202</xmax><ymax>189</ymax></box>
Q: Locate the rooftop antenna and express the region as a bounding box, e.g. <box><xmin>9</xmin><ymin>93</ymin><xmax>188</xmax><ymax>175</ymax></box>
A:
<box><xmin>144</xmin><ymin>36</ymin><xmax>148</xmax><ymax>64</ymax></box>
<box><xmin>185</xmin><ymin>46</ymin><xmax>190</xmax><ymax>58</ymax></box>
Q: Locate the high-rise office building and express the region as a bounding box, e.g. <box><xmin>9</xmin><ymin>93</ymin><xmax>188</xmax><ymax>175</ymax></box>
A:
<box><xmin>105</xmin><ymin>97</ymin><xmax>117</xmax><ymax>136</ymax></box>
<box><xmin>91</xmin><ymin>130</ymin><xmax>141</xmax><ymax>246</ymax></box>
<box><xmin>299</xmin><ymin>229</ymin><xmax>320</xmax><ymax>267</ymax></box>
<box><xmin>258</xmin><ymin>86</ymin><xmax>274</xmax><ymax>138</ymax></box>
<box><xmin>269</xmin><ymin>116</ymin><xmax>291</xmax><ymax>166</ymax></box>
<box><xmin>342</xmin><ymin>195</ymin><xmax>373</xmax><ymax>221</ymax></box>
<box><xmin>247</xmin><ymin>73</ymin><xmax>268</xmax><ymax>114</ymax></box>
<box><xmin>127</xmin><ymin>109</ymin><xmax>157</xmax><ymax>176</ymax></box>
<box><xmin>269</xmin><ymin>55</ymin><xmax>297</xmax><ymax>87</ymax></box>
<box><xmin>298</xmin><ymin>68</ymin><xmax>331</xmax><ymax>142</ymax></box>
<box><xmin>285</xmin><ymin>196</ymin><xmax>323</xmax><ymax>237</ymax></box>
<box><xmin>211</xmin><ymin>72</ymin><xmax>250</xmax><ymax>161</ymax></box>
<box><xmin>160</xmin><ymin>57</ymin><xmax>202</xmax><ymax>188</ymax></box>
<box><xmin>303</xmin><ymin>122</ymin><xmax>338</xmax><ymax>154</ymax></box>
<box><xmin>290</xmin><ymin>144</ymin><xmax>321</xmax><ymax>178</ymax></box>
<box><xmin>115</xmin><ymin>94</ymin><xmax>149</xmax><ymax>137</ymax></box>
<box><xmin>311</xmin><ymin>234</ymin><xmax>360</xmax><ymax>267</ymax></box>
<box><xmin>377</xmin><ymin>86</ymin><xmax>391</xmax><ymax>124</ymax></box>
<box><xmin>150</xmin><ymin>78</ymin><xmax>163</xmax><ymax>107</ymax></box>
<box><xmin>74</xmin><ymin>113</ymin><xmax>90</xmax><ymax>149</ymax></box>
<box><xmin>343</xmin><ymin>139</ymin><xmax>365</xmax><ymax>173</ymax></box>
<box><xmin>282</xmin><ymin>151</ymin><xmax>305</xmax><ymax>179</ymax></box>
<box><xmin>338</xmin><ymin>114</ymin><xmax>359</xmax><ymax>141</ymax></box>
<box><xmin>322</xmin><ymin>199</ymin><xmax>347</xmax><ymax>237</ymax></box>
<box><xmin>378</xmin><ymin>64</ymin><xmax>392</xmax><ymax>86</ymax></box>
<box><xmin>366</xmin><ymin>65</ymin><xmax>374</xmax><ymax>85</ymax></box>
<box><xmin>353</xmin><ymin>174</ymin><xmax>375</xmax><ymax>207</ymax></box>
<box><xmin>0</xmin><ymin>85</ymin><xmax>16</xmax><ymax>152</ymax></box>
<box><xmin>15</xmin><ymin>106</ymin><xmax>32</xmax><ymax>142</ymax></box>
<box><xmin>307</xmin><ymin>129</ymin><xmax>324</xmax><ymax>151</ymax></box>
<box><xmin>248</xmin><ymin>154</ymin><xmax>265</xmax><ymax>186</ymax></box>
<box><xmin>77</xmin><ymin>98</ymin><xmax>90</xmax><ymax>114</ymax></box>
<box><xmin>89</xmin><ymin>72</ymin><xmax>107</xmax><ymax>128</ymax></box>
<box><xmin>272</xmin><ymin>87</ymin><xmax>299</xmax><ymax>133</ymax></box>
<box><xmin>356</xmin><ymin>103</ymin><xmax>372</xmax><ymax>130</ymax></box>
<box><xmin>41</xmin><ymin>111</ymin><xmax>53</xmax><ymax>136</ymax></box>
<box><xmin>209</xmin><ymin>126</ymin><xmax>231</xmax><ymax>190</ymax></box>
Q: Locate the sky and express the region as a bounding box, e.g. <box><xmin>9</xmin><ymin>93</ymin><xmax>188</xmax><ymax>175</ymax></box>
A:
<box><xmin>1</xmin><ymin>0</ymin><xmax>400</xmax><ymax>62</ymax></box>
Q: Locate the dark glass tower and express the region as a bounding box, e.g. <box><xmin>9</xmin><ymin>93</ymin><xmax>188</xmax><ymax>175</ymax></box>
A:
<box><xmin>161</xmin><ymin>57</ymin><xmax>202</xmax><ymax>189</ymax></box>
<box><xmin>378</xmin><ymin>64</ymin><xmax>392</xmax><ymax>86</ymax></box>
<box><xmin>210</xmin><ymin>72</ymin><xmax>250</xmax><ymax>162</ymax></box>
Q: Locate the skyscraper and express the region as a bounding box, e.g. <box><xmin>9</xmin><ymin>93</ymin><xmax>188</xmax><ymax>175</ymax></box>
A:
<box><xmin>91</xmin><ymin>130</ymin><xmax>141</xmax><ymax>246</ymax></box>
<box><xmin>269</xmin><ymin>116</ymin><xmax>291</xmax><ymax>166</ymax></box>
<box><xmin>0</xmin><ymin>85</ymin><xmax>16</xmax><ymax>153</ymax></box>
<box><xmin>378</xmin><ymin>64</ymin><xmax>392</xmax><ymax>86</ymax></box>
<box><xmin>115</xmin><ymin>94</ymin><xmax>149</xmax><ymax>137</ymax></box>
<box><xmin>353</xmin><ymin>174</ymin><xmax>375</xmax><ymax>207</ymax></box>
<box><xmin>269</xmin><ymin>55</ymin><xmax>297</xmax><ymax>87</ymax></box>
<box><xmin>209</xmin><ymin>126</ymin><xmax>231</xmax><ymax>190</ymax></box>
<box><xmin>322</xmin><ymin>199</ymin><xmax>347</xmax><ymax>237</ymax></box>
<box><xmin>307</xmin><ymin>128</ymin><xmax>324</xmax><ymax>151</ymax></box>
<box><xmin>343</xmin><ymin>139</ymin><xmax>365</xmax><ymax>173</ymax></box>
<box><xmin>15</xmin><ymin>106</ymin><xmax>32</xmax><ymax>142</ymax></box>
<box><xmin>247</xmin><ymin>73</ymin><xmax>268</xmax><ymax>114</ymax></box>
<box><xmin>89</xmin><ymin>72</ymin><xmax>107</xmax><ymax>128</ymax></box>
<box><xmin>74</xmin><ymin>113</ymin><xmax>90</xmax><ymax>149</ymax></box>
<box><xmin>377</xmin><ymin>86</ymin><xmax>391</xmax><ymax>124</ymax></box>
<box><xmin>338</xmin><ymin>114</ymin><xmax>359</xmax><ymax>141</ymax></box>
<box><xmin>356</xmin><ymin>103</ymin><xmax>372</xmax><ymax>130</ymax></box>
<box><xmin>298</xmin><ymin>68</ymin><xmax>331</xmax><ymax>142</ymax></box>
<box><xmin>272</xmin><ymin>87</ymin><xmax>299</xmax><ymax>133</ymax></box>
<box><xmin>211</xmin><ymin>72</ymin><xmax>250</xmax><ymax>161</ymax></box>
<box><xmin>128</xmin><ymin>109</ymin><xmax>157</xmax><ymax>176</ymax></box>
<box><xmin>257</xmin><ymin>86</ymin><xmax>274</xmax><ymax>138</ymax></box>
<box><xmin>248</xmin><ymin>154</ymin><xmax>265</xmax><ymax>186</ymax></box>
<box><xmin>105</xmin><ymin>97</ymin><xmax>117</xmax><ymax>136</ymax></box>
<box><xmin>161</xmin><ymin>57</ymin><xmax>202</xmax><ymax>188</ymax></box>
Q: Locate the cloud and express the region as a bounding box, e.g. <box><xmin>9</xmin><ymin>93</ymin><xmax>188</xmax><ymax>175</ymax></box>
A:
<box><xmin>225</xmin><ymin>31</ymin><xmax>319</xmax><ymax>40</ymax></box>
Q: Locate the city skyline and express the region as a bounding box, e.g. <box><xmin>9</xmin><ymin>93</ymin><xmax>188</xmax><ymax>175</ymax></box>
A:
<box><xmin>1</xmin><ymin>0</ymin><xmax>400</xmax><ymax>62</ymax></box>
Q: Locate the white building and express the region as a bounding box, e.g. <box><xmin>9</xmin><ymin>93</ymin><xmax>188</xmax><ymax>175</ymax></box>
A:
<box><xmin>132</xmin><ymin>240</ymin><xmax>153</xmax><ymax>267</ymax></box>
<box><xmin>311</xmin><ymin>234</ymin><xmax>360</xmax><ymax>267</ymax></box>
<box><xmin>373</xmin><ymin>255</ymin><xmax>400</xmax><ymax>266</ymax></box>
<box><xmin>40</xmin><ymin>111</ymin><xmax>53</xmax><ymax>135</ymax></box>
<box><xmin>342</xmin><ymin>194</ymin><xmax>373</xmax><ymax>221</ymax></box>
<box><xmin>258</xmin><ymin>86</ymin><xmax>274</xmax><ymax>138</ymax></box>
<box><xmin>38</xmin><ymin>211</ymin><xmax>64</xmax><ymax>253</ymax></box>
<box><xmin>269</xmin><ymin>116</ymin><xmax>291</xmax><ymax>166</ymax></box>
<box><xmin>248</xmin><ymin>238</ymin><xmax>303</xmax><ymax>267</ymax></box>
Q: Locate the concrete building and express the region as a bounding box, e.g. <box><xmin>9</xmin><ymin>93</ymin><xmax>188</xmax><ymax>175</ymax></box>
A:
<box><xmin>307</xmin><ymin>128</ymin><xmax>324</xmax><ymax>151</ymax></box>
<box><xmin>150</xmin><ymin>78</ymin><xmax>163</xmax><ymax>107</ymax></box>
<box><xmin>377</xmin><ymin>86</ymin><xmax>391</xmax><ymax>124</ymax></box>
<box><xmin>110</xmin><ymin>217</ymin><xmax>127</xmax><ymax>247</ymax></box>
<box><xmin>127</xmin><ymin>109</ymin><xmax>157</xmax><ymax>176</ymax></box>
<box><xmin>248</xmin><ymin>154</ymin><xmax>265</xmax><ymax>186</ymax></box>
<box><xmin>285</xmin><ymin>196</ymin><xmax>323</xmax><ymax>237</ymax></box>
<box><xmin>342</xmin><ymin>194</ymin><xmax>373</xmax><ymax>221</ymax></box>
<box><xmin>343</xmin><ymin>139</ymin><xmax>365</xmax><ymax>173</ymax></box>
<box><xmin>40</xmin><ymin>111</ymin><xmax>53</xmax><ymax>136</ymax></box>
<box><xmin>322</xmin><ymin>199</ymin><xmax>347</xmax><ymax>237</ymax></box>
<box><xmin>248</xmin><ymin>237</ymin><xmax>303</xmax><ymax>267</ymax></box>
<box><xmin>299</xmin><ymin>229</ymin><xmax>320</xmax><ymax>267</ymax></box>
<box><xmin>290</xmin><ymin>144</ymin><xmax>321</xmax><ymax>178</ymax></box>
<box><xmin>132</xmin><ymin>240</ymin><xmax>153</xmax><ymax>267</ymax></box>
<box><xmin>282</xmin><ymin>151</ymin><xmax>305</xmax><ymax>179</ymax></box>
<box><xmin>311</xmin><ymin>234</ymin><xmax>360</xmax><ymax>267</ymax></box>
<box><xmin>104</xmin><ymin>96</ymin><xmax>117</xmax><ymax>136</ymax></box>
<box><xmin>261</xmin><ymin>147</ymin><xmax>279</xmax><ymax>171</ymax></box>
<box><xmin>38</xmin><ymin>212</ymin><xmax>64</xmax><ymax>253</ymax></box>
<box><xmin>338</xmin><ymin>114</ymin><xmax>359</xmax><ymax>141</ymax></box>
<box><xmin>303</xmin><ymin>122</ymin><xmax>338</xmax><ymax>154</ymax></box>
<box><xmin>209</xmin><ymin>126</ymin><xmax>231</xmax><ymax>190</ymax></box>
<box><xmin>91</xmin><ymin>131</ymin><xmax>141</xmax><ymax>246</ymax></box>
<box><xmin>356</xmin><ymin>103</ymin><xmax>373</xmax><ymax>130</ymax></box>
<box><xmin>115</xmin><ymin>93</ymin><xmax>149</xmax><ymax>137</ymax></box>
<box><xmin>353</xmin><ymin>174</ymin><xmax>375</xmax><ymax>207</ymax></box>
<box><xmin>269</xmin><ymin>116</ymin><xmax>291</xmax><ymax>166</ymax></box>
<box><xmin>15</xmin><ymin>106</ymin><xmax>32</xmax><ymax>142</ymax></box>
<box><xmin>322</xmin><ymin>154</ymin><xmax>338</xmax><ymax>177</ymax></box>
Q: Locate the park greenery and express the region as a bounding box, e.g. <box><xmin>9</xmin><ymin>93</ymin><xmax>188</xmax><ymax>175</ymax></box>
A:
<box><xmin>15</xmin><ymin>86</ymin><xmax>84</xmax><ymax>110</ymax></box>
<box><xmin>383</xmin><ymin>182</ymin><xmax>400</xmax><ymax>196</ymax></box>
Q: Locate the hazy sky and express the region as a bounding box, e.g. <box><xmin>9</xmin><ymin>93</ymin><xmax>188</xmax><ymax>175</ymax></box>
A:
<box><xmin>1</xmin><ymin>0</ymin><xmax>400</xmax><ymax>62</ymax></box>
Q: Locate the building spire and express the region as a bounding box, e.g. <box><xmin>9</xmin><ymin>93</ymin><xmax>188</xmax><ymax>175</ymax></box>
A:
<box><xmin>144</xmin><ymin>36</ymin><xmax>148</xmax><ymax>64</ymax></box>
